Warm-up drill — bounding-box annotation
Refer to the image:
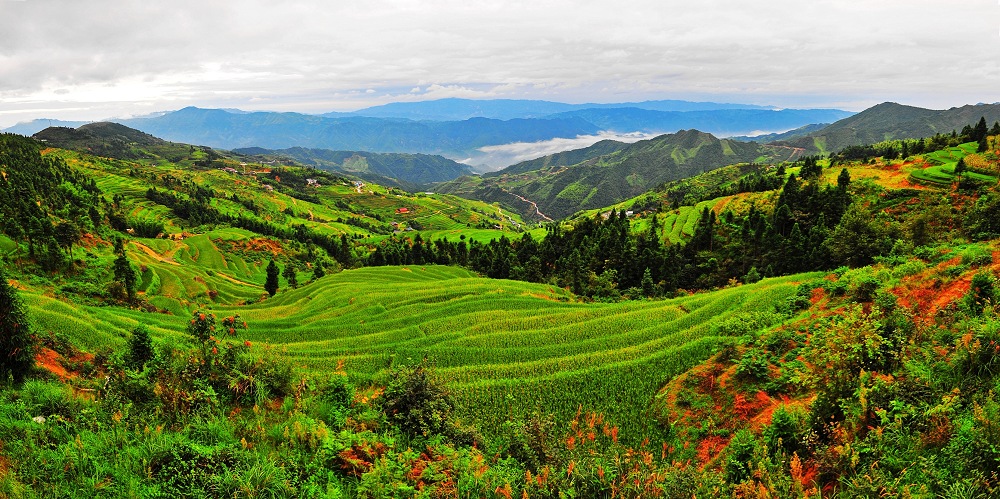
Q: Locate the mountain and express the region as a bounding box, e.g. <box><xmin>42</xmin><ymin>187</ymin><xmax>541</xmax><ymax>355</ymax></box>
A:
<box><xmin>33</xmin><ymin>122</ymin><xmax>166</xmax><ymax>160</ymax></box>
<box><xmin>2</xmin><ymin>118</ymin><xmax>90</xmax><ymax>136</ymax></box>
<box><xmin>547</xmin><ymin>108</ymin><xmax>854</xmax><ymax>135</ymax></box>
<box><xmin>331</xmin><ymin>97</ymin><xmax>777</xmax><ymax>121</ymax></box>
<box><xmin>437</xmin><ymin>129</ymin><xmax>802</xmax><ymax>220</ymax></box>
<box><xmin>233</xmin><ymin>146</ymin><xmax>472</xmax><ymax>188</ymax></box>
<box><xmin>776</xmin><ymin>102</ymin><xmax>1000</xmax><ymax>154</ymax></box>
<box><xmin>116</xmin><ymin>107</ymin><xmax>601</xmax><ymax>159</ymax></box>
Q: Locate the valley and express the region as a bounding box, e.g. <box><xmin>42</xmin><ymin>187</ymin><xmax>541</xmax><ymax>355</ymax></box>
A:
<box><xmin>1</xmin><ymin>104</ymin><xmax>1000</xmax><ymax>497</ymax></box>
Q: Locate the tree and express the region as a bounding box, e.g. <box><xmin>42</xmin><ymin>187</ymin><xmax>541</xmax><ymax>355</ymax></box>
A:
<box><xmin>125</xmin><ymin>325</ymin><xmax>155</xmax><ymax>369</ymax></box>
<box><xmin>264</xmin><ymin>260</ymin><xmax>279</xmax><ymax>296</ymax></box>
<box><xmin>641</xmin><ymin>267</ymin><xmax>656</xmax><ymax>297</ymax></box>
<box><xmin>53</xmin><ymin>220</ymin><xmax>80</xmax><ymax>262</ymax></box>
<box><xmin>113</xmin><ymin>238</ymin><xmax>137</xmax><ymax>302</ymax></box>
<box><xmin>954</xmin><ymin>158</ymin><xmax>967</xmax><ymax>180</ymax></box>
<box><xmin>825</xmin><ymin>204</ymin><xmax>894</xmax><ymax>267</ymax></box>
<box><xmin>978</xmin><ymin>136</ymin><xmax>989</xmax><ymax>153</ymax></box>
<box><xmin>0</xmin><ymin>268</ymin><xmax>36</xmax><ymax>382</ymax></box>
<box><xmin>282</xmin><ymin>262</ymin><xmax>298</xmax><ymax>289</ymax></box>
<box><xmin>974</xmin><ymin>116</ymin><xmax>989</xmax><ymax>142</ymax></box>
<box><xmin>312</xmin><ymin>260</ymin><xmax>325</xmax><ymax>280</ymax></box>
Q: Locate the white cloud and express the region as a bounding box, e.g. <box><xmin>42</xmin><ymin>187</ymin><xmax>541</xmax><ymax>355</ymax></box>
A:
<box><xmin>466</xmin><ymin>131</ymin><xmax>658</xmax><ymax>171</ymax></box>
<box><xmin>0</xmin><ymin>0</ymin><xmax>998</xmax><ymax>127</ymax></box>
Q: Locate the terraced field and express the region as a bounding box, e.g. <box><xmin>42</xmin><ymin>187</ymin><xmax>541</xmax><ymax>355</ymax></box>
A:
<box><xmin>23</xmin><ymin>265</ymin><xmax>812</xmax><ymax>441</ymax></box>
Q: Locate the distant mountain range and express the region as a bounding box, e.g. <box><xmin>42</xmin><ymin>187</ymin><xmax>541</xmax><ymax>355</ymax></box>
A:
<box><xmin>436</xmin><ymin>129</ymin><xmax>803</xmax><ymax>220</ymax></box>
<box><xmin>322</xmin><ymin>97</ymin><xmax>778</xmax><ymax>121</ymax></box>
<box><xmin>1</xmin><ymin>98</ymin><xmax>854</xmax><ymax>170</ymax></box>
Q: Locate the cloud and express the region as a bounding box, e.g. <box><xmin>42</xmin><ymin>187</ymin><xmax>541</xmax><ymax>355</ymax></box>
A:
<box><xmin>1</xmin><ymin>0</ymin><xmax>998</xmax><ymax>127</ymax></box>
<box><xmin>465</xmin><ymin>131</ymin><xmax>658</xmax><ymax>171</ymax></box>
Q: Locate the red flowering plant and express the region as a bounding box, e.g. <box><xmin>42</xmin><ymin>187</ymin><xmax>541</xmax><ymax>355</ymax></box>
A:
<box><xmin>182</xmin><ymin>310</ymin><xmax>285</xmax><ymax>406</ymax></box>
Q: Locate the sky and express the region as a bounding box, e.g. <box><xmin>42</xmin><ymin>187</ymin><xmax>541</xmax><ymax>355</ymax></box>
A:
<box><xmin>1</xmin><ymin>0</ymin><xmax>999</xmax><ymax>128</ymax></box>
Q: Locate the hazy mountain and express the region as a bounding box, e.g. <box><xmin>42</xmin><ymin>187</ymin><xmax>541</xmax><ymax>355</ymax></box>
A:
<box><xmin>233</xmin><ymin>146</ymin><xmax>472</xmax><ymax>188</ymax></box>
<box><xmin>3</xmin><ymin>119</ymin><xmax>90</xmax><ymax>136</ymax></box>
<box><xmin>547</xmin><ymin>108</ymin><xmax>853</xmax><ymax>135</ymax></box>
<box><xmin>728</xmin><ymin>123</ymin><xmax>831</xmax><ymax>143</ymax></box>
<box><xmin>116</xmin><ymin>107</ymin><xmax>601</xmax><ymax>158</ymax></box>
<box><xmin>330</xmin><ymin>97</ymin><xmax>777</xmax><ymax>121</ymax></box>
<box><xmin>776</xmin><ymin>102</ymin><xmax>1000</xmax><ymax>153</ymax></box>
<box><xmin>437</xmin><ymin>129</ymin><xmax>802</xmax><ymax>220</ymax></box>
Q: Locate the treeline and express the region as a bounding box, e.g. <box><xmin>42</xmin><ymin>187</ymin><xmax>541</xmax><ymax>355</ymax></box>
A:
<box><xmin>0</xmin><ymin>134</ymin><xmax>103</xmax><ymax>270</ymax></box>
<box><xmin>144</xmin><ymin>187</ymin><xmax>355</xmax><ymax>266</ymax></box>
<box><xmin>365</xmin><ymin>169</ymin><xmax>858</xmax><ymax>298</ymax></box>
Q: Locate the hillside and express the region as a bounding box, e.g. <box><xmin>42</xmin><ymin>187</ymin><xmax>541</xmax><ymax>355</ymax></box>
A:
<box><xmin>437</xmin><ymin>129</ymin><xmax>802</xmax><ymax>220</ymax></box>
<box><xmin>233</xmin><ymin>146</ymin><xmax>472</xmax><ymax>188</ymax></box>
<box><xmin>777</xmin><ymin>101</ymin><xmax>1000</xmax><ymax>154</ymax></box>
<box><xmin>34</xmin><ymin>122</ymin><xmax>165</xmax><ymax>160</ymax></box>
<box><xmin>3</xmin><ymin>121</ymin><xmax>1000</xmax><ymax>496</ymax></box>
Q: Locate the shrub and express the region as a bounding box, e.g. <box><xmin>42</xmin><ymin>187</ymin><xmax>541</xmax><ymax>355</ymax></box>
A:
<box><xmin>0</xmin><ymin>269</ymin><xmax>36</xmax><ymax>382</ymax></box>
<box><xmin>961</xmin><ymin>247</ymin><xmax>993</xmax><ymax>267</ymax></box>
<box><xmin>764</xmin><ymin>405</ymin><xmax>808</xmax><ymax>456</ymax></box>
<box><xmin>735</xmin><ymin>348</ymin><xmax>771</xmax><ymax>382</ymax></box>
<box><xmin>125</xmin><ymin>325</ymin><xmax>155</xmax><ymax>370</ymax></box>
<box><xmin>966</xmin><ymin>270</ymin><xmax>996</xmax><ymax>315</ymax></box>
<box><xmin>380</xmin><ymin>363</ymin><xmax>455</xmax><ymax>437</ymax></box>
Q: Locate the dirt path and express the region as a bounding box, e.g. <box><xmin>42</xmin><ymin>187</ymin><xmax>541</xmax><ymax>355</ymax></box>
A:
<box><xmin>132</xmin><ymin>242</ymin><xmax>180</xmax><ymax>266</ymax></box>
<box><xmin>215</xmin><ymin>272</ymin><xmax>261</xmax><ymax>288</ymax></box>
<box><xmin>502</xmin><ymin>188</ymin><xmax>553</xmax><ymax>221</ymax></box>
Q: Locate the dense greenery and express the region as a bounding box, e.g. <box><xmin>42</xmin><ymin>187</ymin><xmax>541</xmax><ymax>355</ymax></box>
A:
<box><xmin>1</xmin><ymin>119</ymin><xmax>1000</xmax><ymax>496</ymax></box>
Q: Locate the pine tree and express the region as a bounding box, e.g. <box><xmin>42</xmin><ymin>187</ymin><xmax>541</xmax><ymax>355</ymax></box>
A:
<box><xmin>978</xmin><ymin>136</ymin><xmax>988</xmax><ymax>153</ymax></box>
<box><xmin>264</xmin><ymin>260</ymin><xmax>280</xmax><ymax>296</ymax></box>
<box><xmin>282</xmin><ymin>263</ymin><xmax>299</xmax><ymax>288</ymax></box>
<box><xmin>974</xmin><ymin>116</ymin><xmax>988</xmax><ymax>142</ymax></box>
<box><xmin>113</xmin><ymin>238</ymin><xmax>137</xmax><ymax>302</ymax></box>
<box><xmin>955</xmin><ymin>158</ymin><xmax>967</xmax><ymax>180</ymax></box>
<box><xmin>641</xmin><ymin>267</ymin><xmax>656</xmax><ymax>297</ymax></box>
<box><xmin>0</xmin><ymin>268</ymin><xmax>36</xmax><ymax>382</ymax></box>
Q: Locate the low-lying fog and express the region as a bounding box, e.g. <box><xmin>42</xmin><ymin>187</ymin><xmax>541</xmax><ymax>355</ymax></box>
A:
<box><xmin>459</xmin><ymin>131</ymin><xmax>659</xmax><ymax>173</ymax></box>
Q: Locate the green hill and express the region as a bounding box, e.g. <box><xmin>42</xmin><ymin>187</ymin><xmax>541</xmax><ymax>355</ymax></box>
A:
<box><xmin>233</xmin><ymin>146</ymin><xmax>472</xmax><ymax>188</ymax></box>
<box><xmin>437</xmin><ymin>129</ymin><xmax>802</xmax><ymax>220</ymax></box>
<box><xmin>777</xmin><ymin>101</ymin><xmax>1000</xmax><ymax>154</ymax></box>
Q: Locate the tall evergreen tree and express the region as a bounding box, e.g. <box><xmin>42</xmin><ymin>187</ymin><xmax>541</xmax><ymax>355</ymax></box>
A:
<box><xmin>282</xmin><ymin>262</ymin><xmax>299</xmax><ymax>289</ymax></box>
<box><xmin>113</xmin><ymin>238</ymin><xmax>137</xmax><ymax>302</ymax></box>
<box><xmin>0</xmin><ymin>268</ymin><xmax>35</xmax><ymax>382</ymax></box>
<box><xmin>264</xmin><ymin>260</ymin><xmax>280</xmax><ymax>296</ymax></box>
<box><xmin>974</xmin><ymin>116</ymin><xmax>989</xmax><ymax>142</ymax></box>
<box><xmin>954</xmin><ymin>158</ymin><xmax>967</xmax><ymax>180</ymax></box>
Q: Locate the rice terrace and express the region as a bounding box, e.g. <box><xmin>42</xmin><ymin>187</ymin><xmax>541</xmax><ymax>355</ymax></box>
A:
<box><xmin>4</xmin><ymin>1</ymin><xmax>1000</xmax><ymax>496</ymax></box>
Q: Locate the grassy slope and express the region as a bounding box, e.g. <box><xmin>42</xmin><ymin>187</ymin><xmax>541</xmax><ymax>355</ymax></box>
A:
<box><xmin>23</xmin><ymin>264</ymin><xmax>813</xmax><ymax>442</ymax></box>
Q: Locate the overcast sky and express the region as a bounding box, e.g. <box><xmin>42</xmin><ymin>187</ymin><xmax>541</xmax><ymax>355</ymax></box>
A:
<box><xmin>1</xmin><ymin>0</ymin><xmax>998</xmax><ymax>128</ymax></box>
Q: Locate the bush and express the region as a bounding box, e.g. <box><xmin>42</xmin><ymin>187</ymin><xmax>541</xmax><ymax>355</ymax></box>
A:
<box><xmin>735</xmin><ymin>348</ymin><xmax>772</xmax><ymax>382</ymax></box>
<box><xmin>966</xmin><ymin>270</ymin><xmax>996</xmax><ymax>315</ymax></box>
<box><xmin>380</xmin><ymin>364</ymin><xmax>454</xmax><ymax>437</ymax></box>
<box><xmin>0</xmin><ymin>269</ymin><xmax>36</xmax><ymax>382</ymax></box>
<box><xmin>125</xmin><ymin>325</ymin><xmax>155</xmax><ymax>370</ymax></box>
